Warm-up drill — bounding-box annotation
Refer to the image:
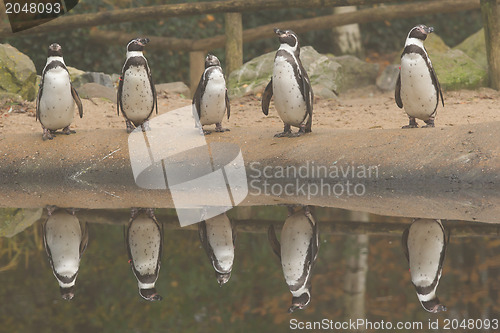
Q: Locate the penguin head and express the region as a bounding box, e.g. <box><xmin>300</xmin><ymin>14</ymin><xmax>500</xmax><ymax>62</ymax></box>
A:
<box><xmin>127</xmin><ymin>38</ymin><xmax>150</xmax><ymax>52</ymax></box>
<box><xmin>274</xmin><ymin>28</ymin><xmax>300</xmax><ymax>54</ymax></box>
<box><xmin>215</xmin><ymin>271</ymin><xmax>231</xmax><ymax>286</ymax></box>
<box><xmin>59</xmin><ymin>286</ymin><xmax>75</xmax><ymax>300</ymax></box>
<box><xmin>408</xmin><ymin>24</ymin><xmax>434</xmax><ymax>41</ymax></box>
<box><xmin>422</xmin><ymin>298</ymin><xmax>447</xmax><ymax>313</ymax></box>
<box><xmin>47</xmin><ymin>43</ymin><xmax>63</xmax><ymax>57</ymax></box>
<box><xmin>288</xmin><ymin>291</ymin><xmax>310</xmax><ymax>313</ymax></box>
<box><xmin>205</xmin><ymin>54</ymin><xmax>221</xmax><ymax>69</ymax></box>
<box><xmin>139</xmin><ymin>288</ymin><xmax>162</xmax><ymax>301</ymax></box>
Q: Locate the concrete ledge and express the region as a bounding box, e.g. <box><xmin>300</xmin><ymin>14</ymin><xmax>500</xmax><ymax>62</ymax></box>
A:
<box><xmin>0</xmin><ymin>122</ymin><xmax>498</xmax><ymax>223</ymax></box>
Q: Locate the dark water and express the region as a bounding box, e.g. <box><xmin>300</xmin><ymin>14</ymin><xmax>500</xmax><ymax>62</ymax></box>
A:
<box><xmin>0</xmin><ymin>206</ymin><xmax>499</xmax><ymax>333</ymax></box>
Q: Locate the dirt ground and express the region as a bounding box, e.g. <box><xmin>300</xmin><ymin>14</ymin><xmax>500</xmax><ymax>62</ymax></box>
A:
<box><xmin>1</xmin><ymin>85</ymin><xmax>499</xmax><ymax>134</ymax></box>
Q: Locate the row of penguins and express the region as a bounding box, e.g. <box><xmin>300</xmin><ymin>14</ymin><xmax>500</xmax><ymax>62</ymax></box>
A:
<box><xmin>42</xmin><ymin>206</ymin><xmax>448</xmax><ymax>313</ymax></box>
<box><xmin>36</xmin><ymin>25</ymin><xmax>443</xmax><ymax>140</ymax></box>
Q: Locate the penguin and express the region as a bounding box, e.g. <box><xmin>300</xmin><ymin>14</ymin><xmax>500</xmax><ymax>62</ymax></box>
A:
<box><xmin>262</xmin><ymin>28</ymin><xmax>313</xmax><ymax>137</ymax></box>
<box><xmin>117</xmin><ymin>38</ymin><xmax>157</xmax><ymax>133</ymax></box>
<box><xmin>125</xmin><ymin>208</ymin><xmax>163</xmax><ymax>301</ymax></box>
<box><xmin>42</xmin><ymin>206</ymin><xmax>88</xmax><ymax>300</ymax></box>
<box><xmin>395</xmin><ymin>24</ymin><xmax>444</xmax><ymax>128</ymax></box>
<box><xmin>402</xmin><ymin>218</ymin><xmax>449</xmax><ymax>313</ymax></box>
<box><xmin>36</xmin><ymin>43</ymin><xmax>83</xmax><ymax>141</ymax></box>
<box><xmin>192</xmin><ymin>54</ymin><xmax>230</xmax><ymax>134</ymax></box>
<box><xmin>268</xmin><ymin>206</ymin><xmax>319</xmax><ymax>312</ymax></box>
<box><xmin>198</xmin><ymin>213</ymin><xmax>236</xmax><ymax>285</ymax></box>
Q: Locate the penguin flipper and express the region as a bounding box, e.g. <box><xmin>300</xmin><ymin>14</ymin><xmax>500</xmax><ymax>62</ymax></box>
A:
<box><xmin>261</xmin><ymin>79</ymin><xmax>273</xmax><ymax>116</ymax></box>
<box><xmin>192</xmin><ymin>73</ymin><xmax>204</xmax><ymax>124</ymax></box>
<box><xmin>395</xmin><ymin>72</ymin><xmax>403</xmax><ymax>109</ymax></box>
<box><xmin>432</xmin><ymin>68</ymin><xmax>444</xmax><ymax>108</ymax></box>
<box><xmin>231</xmin><ymin>220</ymin><xmax>237</xmax><ymax>247</ymax></box>
<box><xmin>401</xmin><ymin>225</ymin><xmax>410</xmax><ymax>262</ymax></box>
<box><xmin>148</xmin><ymin>69</ymin><xmax>158</xmax><ymax>115</ymax></box>
<box><xmin>305</xmin><ymin>209</ymin><xmax>320</xmax><ymax>263</ymax></box>
<box><xmin>117</xmin><ymin>76</ymin><xmax>123</xmax><ymax>116</ymax></box>
<box><xmin>35</xmin><ymin>82</ymin><xmax>42</xmax><ymax>122</ymax></box>
<box><xmin>79</xmin><ymin>222</ymin><xmax>89</xmax><ymax>257</ymax></box>
<box><xmin>198</xmin><ymin>220</ymin><xmax>213</xmax><ymax>258</ymax></box>
<box><xmin>71</xmin><ymin>85</ymin><xmax>83</xmax><ymax>118</ymax></box>
<box><xmin>267</xmin><ymin>225</ymin><xmax>281</xmax><ymax>260</ymax></box>
<box><xmin>301</xmin><ymin>72</ymin><xmax>313</xmax><ymax>132</ymax></box>
<box><xmin>225</xmin><ymin>88</ymin><xmax>230</xmax><ymax>120</ymax></box>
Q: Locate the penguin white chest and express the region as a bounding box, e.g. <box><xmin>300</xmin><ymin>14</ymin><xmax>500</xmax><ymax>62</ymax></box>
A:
<box><xmin>280</xmin><ymin>214</ymin><xmax>313</xmax><ymax>287</ymax></box>
<box><xmin>407</xmin><ymin>220</ymin><xmax>444</xmax><ymax>287</ymax></box>
<box><xmin>128</xmin><ymin>216</ymin><xmax>161</xmax><ymax>277</ymax></box>
<box><xmin>200</xmin><ymin>70</ymin><xmax>226</xmax><ymax>125</ymax></box>
<box><xmin>45</xmin><ymin>212</ymin><xmax>82</xmax><ymax>281</ymax></box>
<box><xmin>272</xmin><ymin>56</ymin><xmax>307</xmax><ymax>127</ymax></box>
<box><xmin>400</xmin><ymin>53</ymin><xmax>437</xmax><ymax>120</ymax></box>
<box><xmin>39</xmin><ymin>67</ymin><xmax>75</xmax><ymax>130</ymax></box>
<box><xmin>206</xmin><ymin>215</ymin><xmax>234</xmax><ymax>272</ymax></box>
<box><xmin>122</xmin><ymin>65</ymin><xmax>154</xmax><ymax>125</ymax></box>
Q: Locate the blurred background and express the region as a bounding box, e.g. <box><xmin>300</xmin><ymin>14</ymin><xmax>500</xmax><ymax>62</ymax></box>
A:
<box><xmin>2</xmin><ymin>0</ymin><xmax>484</xmax><ymax>84</ymax></box>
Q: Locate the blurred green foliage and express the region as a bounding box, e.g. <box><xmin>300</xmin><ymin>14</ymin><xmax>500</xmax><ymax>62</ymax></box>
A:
<box><xmin>4</xmin><ymin>0</ymin><xmax>484</xmax><ymax>84</ymax></box>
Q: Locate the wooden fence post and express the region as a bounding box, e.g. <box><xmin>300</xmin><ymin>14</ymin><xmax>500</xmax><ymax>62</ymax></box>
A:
<box><xmin>189</xmin><ymin>51</ymin><xmax>205</xmax><ymax>97</ymax></box>
<box><xmin>225</xmin><ymin>12</ymin><xmax>243</xmax><ymax>75</ymax></box>
<box><xmin>481</xmin><ymin>0</ymin><xmax>500</xmax><ymax>90</ymax></box>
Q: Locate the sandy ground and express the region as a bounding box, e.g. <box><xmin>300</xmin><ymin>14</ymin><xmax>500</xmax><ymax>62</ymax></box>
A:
<box><xmin>0</xmin><ymin>86</ymin><xmax>499</xmax><ymax>134</ymax></box>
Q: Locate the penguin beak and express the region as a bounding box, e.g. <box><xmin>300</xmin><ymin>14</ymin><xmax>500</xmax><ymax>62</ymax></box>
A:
<box><xmin>138</xmin><ymin>38</ymin><xmax>150</xmax><ymax>46</ymax></box>
<box><xmin>274</xmin><ymin>28</ymin><xmax>286</xmax><ymax>37</ymax></box>
<box><xmin>424</xmin><ymin>26</ymin><xmax>434</xmax><ymax>34</ymax></box>
<box><xmin>49</xmin><ymin>43</ymin><xmax>61</xmax><ymax>52</ymax></box>
<box><xmin>431</xmin><ymin>304</ymin><xmax>447</xmax><ymax>313</ymax></box>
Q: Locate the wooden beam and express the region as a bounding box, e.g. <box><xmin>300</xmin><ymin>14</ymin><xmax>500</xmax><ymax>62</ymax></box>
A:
<box><xmin>481</xmin><ymin>0</ymin><xmax>500</xmax><ymax>90</ymax></box>
<box><xmin>0</xmin><ymin>0</ymin><xmax>437</xmax><ymax>38</ymax></box>
<box><xmin>225</xmin><ymin>12</ymin><xmax>243</xmax><ymax>75</ymax></box>
<box><xmin>190</xmin><ymin>51</ymin><xmax>206</xmax><ymax>97</ymax></box>
<box><xmin>89</xmin><ymin>0</ymin><xmax>480</xmax><ymax>53</ymax></box>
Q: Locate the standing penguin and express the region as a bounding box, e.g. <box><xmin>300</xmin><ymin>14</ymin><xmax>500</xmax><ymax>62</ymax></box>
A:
<box><xmin>42</xmin><ymin>206</ymin><xmax>88</xmax><ymax>300</ymax></box>
<box><xmin>262</xmin><ymin>28</ymin><xmax>313</xmax><ymax>137</ymax></box>
<box><xmin>198</xmin><ymin>213</ymin><xmax>236</xmax><ymax>285</ymax></box>
<box><xmin>395</xmin><ymin>25</ymin><xmax>444</xmax><ymax>128</ymax></box>
<box><xmin>268</xmin><ymin>206</ymin><xmax>319</xmax><ymax>312</ymax></box>
<box><xmin>192</xmin><ymin>54</ymin><xmax>230</xmax><ymax>134</ymax></box>
<box><xmin>36</xmin><ymin>43</ymin><xmax>83</xmax><ymax>141</ymax></box>
<box><xmin>125</xmin><ymin>208</ymin><xmax>163</xmax><ymax>301</ymax></box>
<box><xmin>402</xmin><ymin>218</ymin><xmax>449</xmax><ymax>313</ymax></box>
<box><xmin>117</xmin><ymin>38</ymin><xmax>157</xmax><ymax>133</ymax></box>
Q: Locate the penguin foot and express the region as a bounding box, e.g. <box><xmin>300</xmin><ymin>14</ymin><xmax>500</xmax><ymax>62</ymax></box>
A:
<box><xmin>42</xmin><ymin>128</ymin><xmax>54</xmax><ymax>140</ymax></box>
<box><xmin>46</xmin><ymin>205</ymin><xmax>57</xmax><ymax>216</ymax></box>
<box><xmin>422</xmin><ymin>119</ymin><xmax>435</xmax><ymax>128</ymax></box>
<box><xmin>274</xmin><ymin>131</ymin><xmax>293</xmax><ymax>138</ymax></box>
<box><xmin>215</xmin><ymin>123</ymin><xmax>230</xmax><ymax>132</ymax></box>
<box><xmin>203</xmin><ymin>130</ymin><xmax>212</xmax><ymax>135</ymax></box>
<box><xmin>62</xmin><ymin>126</ymin><xmax>76</xmax><ymax>135</ymax></box>
<box><xmin>141</xmin><ymin>121</ymin><xmax>151</xmax><ymax>132</ymax></box>
<box><xmin>126</xmin><ymin>120</ymin><xmax>136</xmax><ymax>133</ymax></box>
<box><xmin>403</xmin><ymin>117</ymin><xmax>418</xmax><ymax>129</ymax></box>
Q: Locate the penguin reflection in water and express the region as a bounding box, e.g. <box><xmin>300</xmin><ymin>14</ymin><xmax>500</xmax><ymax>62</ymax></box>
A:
<box><xmin>192</xmin><ymin>54</ymin><xmax>230</xmax><ymax>134</ymax></box>
<box><xmin>36</xmin><ymin>43</ymin><xmax>83</xmax><ymax>141</ymax></box>
<box><xmin>262</xmin><ymin>28</ymin><xmax>313</xmax><ymax>137</ymax></box>
<box><xmin>117</xmin><ymin>38</ymin><xmax>158</xmax><ymax>133</ymax></box>
<box><xmin>395</xmin><ymin>25</ymin><xmax>444</xmax><ymax>128</ymax></box>
<box><xmin>42</xmin><ymin>206</ymin><xmax>88</xmax><ymax>300</ymax></box>
<box><xmin>402</xmin><ymin>219</ymin><xmax>449</xmax><ymax>313</ymax></box>
<box><xmin>198</xmin><ymin>213</ymin><xmax>236</xmax><ymax>285</ymax></box>
<box><xmin>125</xmin><ymin>208</ymin><xmax>163</xmax><ymax>301</ymax></box>
<box><xmin>268</xmin><ymin>206</ymin><xmax>319</xmax><ymax>312</ymax></box>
